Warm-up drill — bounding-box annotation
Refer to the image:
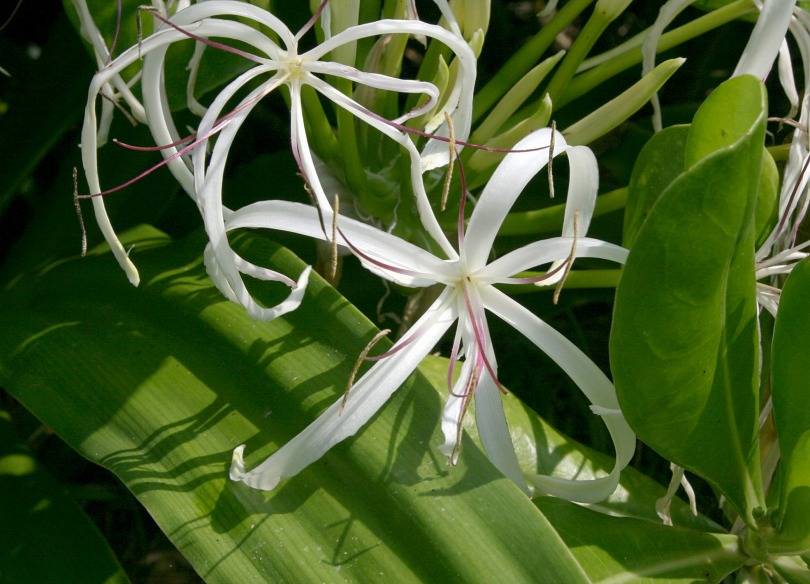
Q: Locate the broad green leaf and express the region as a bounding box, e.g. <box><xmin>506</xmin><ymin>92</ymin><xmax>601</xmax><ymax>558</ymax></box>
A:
<box><xmin>0</xmin><ymin>411</ymin><xmax>130</xmax><ymax>584</ymax></box>
<box><xmin>754</xmin><ymin>148</ymin><xmax>779</xmax><ymax>250</ymax></box>
<box><xmin>0</xmin><ymin>226</ymin><xmax>590</xmax><ymax>583</ymax></box>
<box><xmin>611</xmin><ymin>75</ymin><xmax>766</xmax><ymax>525</ymax></box>
<box><xmin>535</xmin><ymin>498</ymin><xmax>746</xmax><ymax>583</ymax></box>
<box><xmin>623</xmin><ymin>125</ymin><xmax>689</xmax><ymax>248</ymax></box>
<box><xmin>419</xmin><ymin>355</ymin><xmax>721</xmax><ymax>532</ymax></box>
<box><xmin>769</xmin><ymin>257</ymin><xmax>810</xmax><ymax>554</ymax></box>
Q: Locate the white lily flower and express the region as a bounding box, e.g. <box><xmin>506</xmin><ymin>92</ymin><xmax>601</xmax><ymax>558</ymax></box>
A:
<box><xmin>227</xmin><ymin>128</ymin><xmax>636</xmax><ymax>502</ymax></box>
<box><xmin>80</xmin><ymin>0</ymin><xmax>476</xmax><ymax>320</ymax></box>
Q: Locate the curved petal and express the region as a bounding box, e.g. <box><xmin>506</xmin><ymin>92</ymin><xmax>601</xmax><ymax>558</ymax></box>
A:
<box><xmin>306</xmin><ymin>61</ymin><xmax>440</xmax><ymax>123</ymax></box>
<box><xmin>464</xmin><ymin>128</ymin><xmax>559</xmax><ymax>269</ymax></box>
<box><xmin>224</xmin><ymin>200</ymin><xmax>452</xmax><ymax>287</ymax></box>
<box><xmin>231</xmin><ymin>290</ymin><xmax>458</xmax><ymax>491</ymax></box>
<box><xmin>480</xmin><ymin>286</ymin><xmax>636</xmax><ymax>503</ymax></box>
<box><xmin>560</xmin><ymin>145</ymin><xmax>599</xmax><ymax>238</ymax></box>
<box><xmin>476</xmin><ymin>237</ymin><xmax>628</xmax><ymax>283</ymax></box>
<box><xmin>303</xmin><ymin>19</ymin><xmax>475</xmax><ymax>170</ymax></box>
<box><xmin>298</xmin><ymin>76</ymin><xmax>458</xmax><ymax>259</ymax></box>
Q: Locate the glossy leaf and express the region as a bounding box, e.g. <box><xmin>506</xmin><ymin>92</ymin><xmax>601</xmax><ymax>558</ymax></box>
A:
<box><xmin>0</xmin><ymin>226</ymin><xmax>590</xmax><ymax>583</ymax></box>
<box><xmin>770</xmin><ymin>257</ymin><xmax>810</xmax><ymax>554</ymax></box>
<box><xmin>0</xmin><ymin>411</ymin><xmax>130</xmax><ymax>584</ymax></box>
<box><xmin>535</xmin><ymin>498</ymin><xmax>746</xmax><ymax>583</ymax></box>
<box><xmin>623</xmin><ymin>125</ymin><xmax>689</xmax><ymax>248</ymax></box>
<box><xmin>611</xmin><ymin>75</ymin><xmax>766</xmax><ymax>525</ymax></box>
<box><xmin>419</xmin><ymin>355</ymin><xmax>721</xmax><ymax>532</ymax></box>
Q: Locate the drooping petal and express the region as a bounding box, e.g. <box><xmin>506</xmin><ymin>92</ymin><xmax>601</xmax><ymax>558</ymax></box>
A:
<box><xmin>231</xmin><ymin>290</ymin><xmax>458</xmax><ymax>490</ymax></box>
<box><xmin>475</xmin><ymin>369</ymin><xmax>530</xmax><ymax>495</ymax></box>
<box><xmin>480</xmin><ymin>286</ymin><xmax>636</xmax><ymax>503</ymax></box>
<box><xmin>305</xmin><ymin>76</ymin><xmax>458</xmax><ymax>258</ymax></box>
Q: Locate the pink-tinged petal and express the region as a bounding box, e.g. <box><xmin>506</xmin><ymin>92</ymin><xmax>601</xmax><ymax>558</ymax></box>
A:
<box><xmin>224</xmin><ymin>200</ymin><xmax>452</xmax><ymax>287</ymax></box>
<box><xmin>733</xmin><ymin>0</ymin><xmax>796</xmax><ymax>80</ymax></box>
<box><xmin>480</xmin><ymin>286</ymin><xmax>636</xmax><ymax>503</ymax></box>
<box><xmin>476</xmin><ymin>237</ymin><xmax>627</xmax><ymax>283</ymax></box>
<box><xmin>231</xmin><ymin>291</ymin><xmax>457</xmax><ymax>491</ymax></box>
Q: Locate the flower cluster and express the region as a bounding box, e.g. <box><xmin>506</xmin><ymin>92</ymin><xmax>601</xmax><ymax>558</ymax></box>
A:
<box><xmin>77</xmin><ymin>0</ymin><xmax>635</xmax><ymax>502</ymax></box>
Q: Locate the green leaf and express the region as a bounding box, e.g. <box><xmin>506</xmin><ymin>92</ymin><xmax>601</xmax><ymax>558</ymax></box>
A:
<box><xmin>0</xmin><ymin>411</ymin><xmax>130</xmax><ymax>584</ymax></box>
<box><xmin>769</xmin><ymin>257</ymin><xmax>810</xmax><ymax>554</ymax></box>
<box><xmin>611</xmin><ymin>75</ymin><xmax>767</xmax><ymax>525</ymax></box>
<box><xmin>535</xmin><ymin>498</ymin><xmax>746</xmax><ymax>583</ymax></box>
<box><xmin>623</xmin><ymin>125</ymin><xmax>690</xmax><ymax>248</ymax></box>
<box><xmin>0</xmin><ymin>226</ymin><xmax>590</xmax><ymax>583</ymax></box>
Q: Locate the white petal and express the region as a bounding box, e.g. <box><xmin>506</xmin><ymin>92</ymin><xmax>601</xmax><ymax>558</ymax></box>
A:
<box><xmin>305</xmin><ymin>77</ymin><xmax>458</xmax><ymax>258</ymax></box>
<box><xmin>475</xmin><ymin>371</ymin><xmax>531</xmax><ymax>495</ymax></box>
<box><xmin>464</xmin><ymin>128</ymin><xmax>560</xmax><ymax>269</ymax></box>
<box><xmin>231</xmin><ymin>290</ymin><xmax>457</xmax><ymax>490</ymax></box>
<box><xmin>733</xmin><ymin>0</ymin><xmax>796</xmax><ymax>80</ymax></box>
<box><xmin>224</xmin><ymin>200</ymin><xmax>452</xmax><ymax>287</ymax></box>
<box><xmin>480</xmin><ymin>286</ymin><xmax>636</xmax><ymax>503</ymax></box>
<box><xmin>561</xmin><ymin>146</ymin><xmax>599</xmax><ymax>238</ymax></box>
<box><xmin>477</xmin><ymin>237</ymin><xmax>627</xmax><ymax>283</ymax></box>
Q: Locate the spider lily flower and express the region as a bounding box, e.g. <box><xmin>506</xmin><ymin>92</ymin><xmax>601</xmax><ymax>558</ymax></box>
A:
<box><xmin>227</xmin><ymin>128</ymin><xmax>636</xmax><ymax>502</ymax></box>
<box><xmin>750</xmin><ymin>5</ymin><xmax>810</xmax><ymax>315</ymax></box>
<box><xmin>80</xmin><ymin>0</ymin><xmax>476</xmax><ymax>320</ymax></box>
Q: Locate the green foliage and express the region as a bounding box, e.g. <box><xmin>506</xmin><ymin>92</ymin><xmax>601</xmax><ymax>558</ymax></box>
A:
<box><xmin>612</xmin><ymin>75</ymin><xmax>767</xmax><ymax>524</ymax></box>
<box><xmin>0</xmin><ymin>227</ymin><xmax>590</xmax><ymax>583</ymax></box>
<box><xmin>770</xmin><ymin>257</ymin><xmax>810</xmax><ymax>555</ymax></box>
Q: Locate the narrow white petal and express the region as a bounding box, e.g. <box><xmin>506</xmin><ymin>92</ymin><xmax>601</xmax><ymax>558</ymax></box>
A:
<box><xmin>480</xmin><ymin>286</ymin><xmax>636</xmax><ymax>503</ymax></box>
<box><xmin>477</xmin><ymin>237</ymin><xmax>627</xmax><ymax>283</ymax></box>
<box><xmin>305</xmin><ymin>77</ymin><xmax>458</xmax><ymax>258</ymax></box>
<box><xmin>231</xmin><ymin>291</ymin><xmax>457</xmax><ymax>491</ymax></box>
<box><xmin>561</xmin><ymin>146</ymin><xmax>599</xmax><ymax>238</ymax></box>
<box><xmin>475</xmin><ymin>371</ymin><xmax>531</xmax><ymax>495</ymax></box>
<box><xmin>733</xmin><ymin>0</ymin><xmax>796</xmax><ymax>80</ymax></box>
<box><xmin>464</xmin><ymin>128</ymin><xmax>560</xmax><ymax>268</ymax></box>
<box><xmin>224</xmin><ymin>200</ymin><xmax>452</xmax><ymax>287</ymax></box>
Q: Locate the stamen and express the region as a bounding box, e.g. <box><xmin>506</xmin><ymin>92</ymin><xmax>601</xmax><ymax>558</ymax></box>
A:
<box><xmin>340</xmin><ymin>328</ymin><xmax>391</xmax><ymax>415</ymax></box>
<box><xmin>100</xmin><ymin>91</ymin><xmax>138</xmax><ymax>127</ymax></box>
<box><xmin>441</xmin><ymin>111</ymin><xmax>456</xmax><ymax>212</ymax></box>
<box><xmin>297</xmin><ymin>0</ymin><xmax>330</xmax><ymax>41</ymax></box>
<box><xmin>107</xmin><ymin>0</ymin><xmax>123</xmax><ymax>65</ymax></box>
<box><xmin>0</xmin><ymin>0</ymin><xmax>23</xmax><ymax>32</ymax></box>
<box><xmin>148</xmin><ymin>9</ymin><xmax>266</xmax><ymax>65</ymax></box>
<box><xmin>553</xmin><ymin>210</ymin><xmax>578</xmax><ymax>305</ymax></box>
<box><xmin>113</xmin><ymin>134</ymin><xmax>196</xmax><ymax>151</ymax></box>
<box><xmin>73</xmin><ymin>168</ymin><xmax>88</xmax><ymax>257</ymax></box>
<box><xmin>331</xmin><ymin>194</ymin><xmax>339</xmax><ymax>280</ymax></box>
<box><xmin>548</xmin><ymin>120</ymin><xmax>556</xmax><ymax>199</ymax></box>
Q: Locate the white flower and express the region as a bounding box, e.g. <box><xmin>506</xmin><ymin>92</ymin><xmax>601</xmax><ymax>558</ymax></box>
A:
<box><xmin>227</xmin><ymin>128</ymin><xmax>636</xmax><ymax>502</ymax></box>
<box><xmin>80</xmin><ymin>1</ymin><xmax>476</xmax><ymax>321</ymax></box>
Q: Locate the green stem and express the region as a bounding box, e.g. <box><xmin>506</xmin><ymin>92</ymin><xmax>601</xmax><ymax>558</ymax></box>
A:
<box><xmin>471</xmin><ymin>0</ymin><xmax>594</xmax><ymax>124</ymax></box>
<box><xmin>544</xmin><ymin>0</ymin><xmax>632</xmax><ymax>107</ymax></box>
<box><xmin>558</xmin><ymin>0</ymin><xmax>754</xmax><ymax>107</ymax></box>
<box><xmin>500</xmin><ymin>187</ymin><xmax>627</xmax><ymax>236</ymax></box>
